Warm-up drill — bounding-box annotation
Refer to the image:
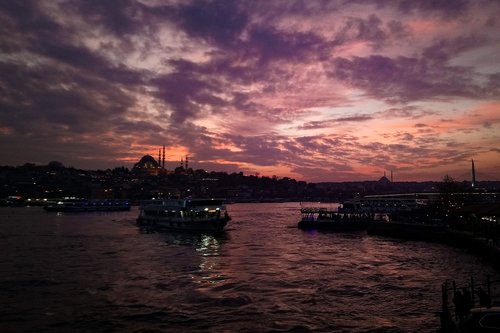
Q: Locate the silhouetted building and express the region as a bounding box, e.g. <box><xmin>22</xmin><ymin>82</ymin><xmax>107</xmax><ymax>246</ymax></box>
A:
<box><xmin>132</xmin><ymin>155</ymin><xmax>161</xmax><ymax>176</ymax></box>
<box><xmin>378</xmin><ymin>171</ymin><xmax>391</xmax><ymax>184</ymax></box>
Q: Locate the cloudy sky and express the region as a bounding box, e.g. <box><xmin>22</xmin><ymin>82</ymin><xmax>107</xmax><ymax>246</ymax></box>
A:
<box><xmin>1</xmin><ymin>0</ymin><xmax>499</xmax><ymax>182</ymax></box>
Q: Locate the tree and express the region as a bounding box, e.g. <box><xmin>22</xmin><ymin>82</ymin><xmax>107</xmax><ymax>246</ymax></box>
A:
<box><xmin>435</xmin><ymin>175</ymin><xmax>466</xmax><ymax>219</ymax></box>
<box><xmin>48</xmin><ymin>161</ymin><xmax>64</xmax><ymax>170</ymax></box>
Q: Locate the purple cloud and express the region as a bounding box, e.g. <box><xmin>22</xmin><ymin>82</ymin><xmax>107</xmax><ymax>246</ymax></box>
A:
<box><xmin>330</xmin><ymin>54</ymin><xmax>485</xmax><ymax>103</ymax></box>
<box><xmin>1</xmin><ymin>0</ymin><xmax>499</xmax><ymax>181</ymax></box>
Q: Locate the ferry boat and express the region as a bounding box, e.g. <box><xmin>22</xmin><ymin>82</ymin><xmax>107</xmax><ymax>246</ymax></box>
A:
<box><xmin>298</xmin><ymin>207</ymin><xmax>373</xmax><ymax>231</ymax></box>
<box><xmin>298</xmin><ymin>193</ymin><xmax>437</xmax><ymax>232</ymax></box>
<box><xmin>136</xmin><ymin>198</ymin><xmax>230</xmax><ymax>233</ymax></box>
<box><xmin>0</xmin><ymin>196</ymin><xmax>27</xmax><ymax>207</ymax></box>
<box><xmin>338</xmin><ymin>193</ymin><xmax>439</xmax><ymax>214</ymax></box>
<box><xmin>336</xmin><ymin>194</ymin><xmax>446</xmax><ymax>238</ymax></box>
<box><xmin>43</xmin><ymin>198</ymin><xmax>131</xmax><ymax>212</ymax></box>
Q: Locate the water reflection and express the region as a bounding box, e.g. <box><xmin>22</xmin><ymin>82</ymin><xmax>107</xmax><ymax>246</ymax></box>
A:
<box><xmin>4</xmin><ymin>205</ymin><xmax>500</xmax><ymax>333</ymax></box>
<box><xmin>156</xmin><ymin>232</ymin><xmax>228</xmax><ymax>286</ymax></box>
<box><xmin>195</xmin><ymin>235</ymin><xmax>225</xmax><ymax>285</ymax></box>
<box><xmin>196</xmin><ymin>234</ymin><xmax>221</xmax><ymax>256</ymax></box>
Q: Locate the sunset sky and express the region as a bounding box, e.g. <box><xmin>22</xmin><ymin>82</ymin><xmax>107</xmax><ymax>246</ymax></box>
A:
<box><xmin>1</xmin><ymin>0</ymin><xmax>499</xmax><ymax>182</ymax></box>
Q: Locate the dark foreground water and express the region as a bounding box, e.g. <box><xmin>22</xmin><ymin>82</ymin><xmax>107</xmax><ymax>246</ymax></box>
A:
<box><xmin>1</xmin><ymin>203</ymin><xmax>499</xmax><ymax>333</ymax></box>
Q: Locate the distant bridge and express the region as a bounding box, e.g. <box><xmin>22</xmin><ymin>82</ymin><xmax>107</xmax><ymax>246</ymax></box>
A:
<box><xmin>453</xmin><ymin>170</ymin><xmax>499</xmax><ymax>183</ymax></box>
<box><xmin>445</xmin><ymin>159</ymin><xmax>499</xmax><ymax>183</ymax></box>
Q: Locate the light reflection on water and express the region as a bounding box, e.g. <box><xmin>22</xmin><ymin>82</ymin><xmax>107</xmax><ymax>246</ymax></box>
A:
<box><xmin>194</xmin><ymin>234</ymin><xmax>224</xmax><ymax>284</ymax></box>
<box><xmin>0</xmin><ymin>203</ymin><xmax>499</xmax><ymax>333</ymax></box>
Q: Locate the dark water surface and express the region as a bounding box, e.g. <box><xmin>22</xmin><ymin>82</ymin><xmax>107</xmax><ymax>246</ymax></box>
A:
<box><xmin>1</xmin><ymin>203</ymin><xmax>498</xmax><ymax>332</ymax></box>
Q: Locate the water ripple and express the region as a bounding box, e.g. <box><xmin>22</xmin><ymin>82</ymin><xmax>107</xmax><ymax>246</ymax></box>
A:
<box><xmin>0</xmin><ymin>204</ymin><xmax>499</xmax><ymax>332</ymax></box>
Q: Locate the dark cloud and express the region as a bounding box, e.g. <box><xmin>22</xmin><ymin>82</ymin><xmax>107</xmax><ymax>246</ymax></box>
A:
<box><xmin>353</xmin><ymin>0</ymin><xmax>472</xmax><ymax>18</ymax></box>
<box><xmin>153</xmin><ymin>70</ymin><xmax>226</xmax><ymax>124</ymax></box>
<box><xmin>0</xmin><ymin>0</ymin><xmax>498</xmax><ymax>181</ymax></box>
<box><xmin>299</xmin><ymin>115</ymin><xmax>373</xmax><ymax>130</ymax></box>
<box><xmin>245</xmin><ymin>26</ymin><xmax>327</xmax><ymax>65</ymax></box>
<box><xmin>0</xmin><ymin>62</ymin><xmax>133</xmax><ymax>132</ymax></box>
<box><xmin>114</xmin><ymin>120</ymin><xmax>165</xmax><ymax>135</ymax></box>
<box><xmin>330</xmin><ymin>54</ymin><xmax>486</xmax><ymax>103</ymax></box>
<box><xmin>174</xmin><ymin>0</ymin><xmax>248</xmax><ymax>46</ymax></box>
<box><xmin>378</xmin><ymin>106</ymin><xmax>436</xmax><ymax>119</ymax></box>
<box><xmin>30</xmin><ymin>41</ymin><xmax>144</xmax><ymax>86</ymax></box>
<box><xmin>67</xmin><ymin>0</ymin><xmax>147</xmax><ymax>36</ymax></box>
<box><xmin>397</xmin><ymin>0</ymin><xmax>471</xmax><ymax>18</ymax></box>
<box><xmin>299</xmin><ymin>107</ymin><xmax>436</xmax><ymax>131</ymax></box>
<box><xmin>422</xmin><ymin>35</ymin><xmax>488</xmax><ymax>64</ymax></box>
<box><xmin>291</xmin><ymin>135</ymin><xmax>361</xmax><ymax>167</ymax></box>
<box><xmin>334</xmin><ymin>14</ymin><xmax>387</xmax><ymax>50</ymax></box>
<box><xmin>401</xmin><ymin>133</ymin><xmax>414</xmax><ymax>141</ymax></box>
<box><xmin>221</xmin><ymin>134</ymin><xmax>285</xmax><ymax>167</ymax></box>
<box><xmin>0</xmin><ymin>0</ymin><xmax>154</xmax><ymax>168</ymax></box>
<box><xmin>0</xmin><ymin>1</ymin><xmax>62</xmax><ymax>38</ymax></box>
<box><xmin>487</xmin><ymin>73</ymin><xmax>500</xmax><ymax>95</ymax></box>
<box><xmin>336</xmin><ymin>115</ymin><xmax>373</xmax><ymax>122</ymax></box>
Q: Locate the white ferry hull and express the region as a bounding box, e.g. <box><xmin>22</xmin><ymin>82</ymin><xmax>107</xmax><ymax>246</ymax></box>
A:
<box><xmin>136</xmin><ymin>198</ymin><xmax>231</xmax><ymax>233</ymax></box>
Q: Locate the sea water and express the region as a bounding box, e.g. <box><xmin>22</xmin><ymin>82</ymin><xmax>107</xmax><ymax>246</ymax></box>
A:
<box><xmin>1</xmin><ymin>203</ymin><xmax>498</xmax><ymax>332</ymax></box>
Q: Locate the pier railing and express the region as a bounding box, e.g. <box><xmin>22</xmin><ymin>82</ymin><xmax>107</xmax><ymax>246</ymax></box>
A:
<box><xmin>440</xmin><ymin>275</ymin><xmax>500</xmax><ymax>331</ymax></box>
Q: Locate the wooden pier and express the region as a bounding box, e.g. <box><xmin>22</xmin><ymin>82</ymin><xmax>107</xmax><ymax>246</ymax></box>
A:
<box><xmin>440</xmin><ymin>276</ymin><xmax>500</xmax><ymax>332</ymax></box>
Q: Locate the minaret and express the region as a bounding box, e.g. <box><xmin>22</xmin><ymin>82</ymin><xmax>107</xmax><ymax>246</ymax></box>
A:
<box><xmin>162</xmin><ymin>145</ymin><xmax>166</xmax><ymax>169</ymax></box>
<box><xmin>181</xmin><ymin>157</ymin><xmax>184</xmax><ymax>169</ymax></box>
<box><xmin>471</xmin><ymin>159</ymin><xmax>476</xmax><ymax>189</ymax></box>
<box><xmin>390</xmin><ymin>170</ymin><xmax>393</xmax><ymax>182</ymax></box>
<box><xmin>185</xmin><ymin>155</ymin><xmax>189</xmax><ymax>170</ymax></box>
<box><xmin>158</xmin><ymin>148</ymin><xmax>161</xmax><ymax>167</ymax></box>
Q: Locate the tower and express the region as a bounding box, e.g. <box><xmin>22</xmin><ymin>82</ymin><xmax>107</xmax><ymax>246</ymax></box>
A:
<box><xmin>471</xmin><ymin>159</ymin><xmax>476</xmax><ymax>189</ymax></box>
<box><xmin>186</xmin><ymin>155</ymin><xmax>189</xmax><ymax>170</ymax></box>
<box><xmin>390</xmin><ymin>170</ymin><xmax>393</xmax><ymax>182</ymax></box>
<box><xmin>158</xmin><ymin>148</ymin><xmax>161</xmax><ymax>167</ymax></box>
<box><xmin>162</xmin><ymin>145</ymin><xmax>165</xmax><ymax>169</ymax></box>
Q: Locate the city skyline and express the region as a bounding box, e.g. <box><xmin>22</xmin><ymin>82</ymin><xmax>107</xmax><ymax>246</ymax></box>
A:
<box><xmin>1</xmin><ymin>1</ymin><xmax>500</xmax><ymax>182</ymax></box>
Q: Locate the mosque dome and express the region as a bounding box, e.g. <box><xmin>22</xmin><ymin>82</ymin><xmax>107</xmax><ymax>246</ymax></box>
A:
<box><xmin>133</xmin><ymin>155</ymin><xmax>160</xmax><ymax>170</ymax></box>
<box><xmin>378</xmin><ymin>175</ymin><xmax>391</xmax><ymax>184</ymax></box>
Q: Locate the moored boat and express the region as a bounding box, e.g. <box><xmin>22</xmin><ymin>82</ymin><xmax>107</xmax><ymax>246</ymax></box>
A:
<box><xmin>43</xmin><ymin>198</ymin><xmax>131</xmax><ymax>212</ymax></box>
<box><xmin>440</xmin><ymin>276</ymin><xmax>500</xmax><ymax>332</ymax></box>
<box><xmin>136</xmin><ymin>198</ymin><xmax>230</xmax><ymax>233</ymax></box>
<box><xmin>338</xmin><ymin>193</ymin><xmax>438</xmax><ymax>214</ymax></box>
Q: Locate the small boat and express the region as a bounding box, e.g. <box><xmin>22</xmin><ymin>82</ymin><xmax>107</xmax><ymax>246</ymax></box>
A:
<box><xmin>298</xmin><ymin>207</ymin><xmax>371</xmax><ymax>231</ymax></box>
<box><xmin>458</xmin><ymin>306</ymin><xmax>500</xmax><ymax>332</ymax></box>
<box><xmin>440</xmin><ymin>276</ymin><xmax>500</xmax><ymax>333</ymax></box>
<box><xmin>0</xmin><ymin>196</ymin><xmax>27</xmax><ymax>207</ymax></box>
<box><xmin>43</xmin><ymin>198</ymin><xmax>131</xmax><ymax>212</ymax></box>
<box><xmin>136</xmin><ymin>198</ymin><xmax>230</xmax><ymax>233</ymax></box>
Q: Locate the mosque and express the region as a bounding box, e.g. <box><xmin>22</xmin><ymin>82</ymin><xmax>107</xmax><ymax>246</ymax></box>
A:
<box><xmin>132</xmin><ymin>145</ymin><xmax>192</xmax><ymax>176</ymax></box>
